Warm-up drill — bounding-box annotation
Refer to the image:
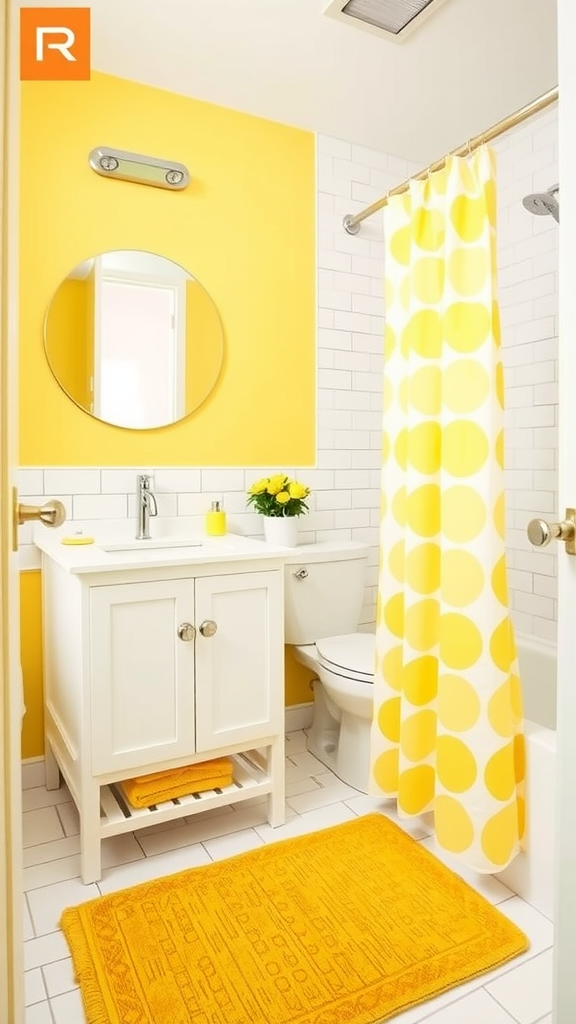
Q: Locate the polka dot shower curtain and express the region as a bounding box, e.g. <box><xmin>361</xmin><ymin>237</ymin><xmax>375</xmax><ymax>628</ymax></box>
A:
<box><xmin>370</xmin><ymin>146</ymin><xmax>525</xmax><ymax>872</ymax></box>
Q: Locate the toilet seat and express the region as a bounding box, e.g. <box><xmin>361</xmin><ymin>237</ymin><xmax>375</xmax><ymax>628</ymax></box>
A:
<box><xmin>316</xmin><ymin>633</ymin><xmax>375</xmax><ymax>684</ymax></box>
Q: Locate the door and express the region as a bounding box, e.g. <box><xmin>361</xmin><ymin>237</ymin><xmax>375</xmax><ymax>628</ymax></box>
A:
<box><xmin>90</xmin><ymin>580</ymin><xmax>196</xmax><ymax>774</ymax></box>
<box><xmin>552</xmin><ymin>2</ymin><xmax>576</xmax><ymax>1019</ymax></box>
<box><xmin>194</xmin><ymin>571</ymin><xmax>284</xmax><ymax>751</ymax></box>
<box><xmin>0</xmin><ymin>0</ymin><xmax>23</xmax><ymax>1020</ymax></box>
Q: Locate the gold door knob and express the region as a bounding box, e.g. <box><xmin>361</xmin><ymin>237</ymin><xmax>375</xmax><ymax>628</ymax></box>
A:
<box><xmin>527</xmin><ymin>508</ymin><xmax>576</xmax><ymax>555</ymax></box>
<box><xmin>177</xmin><ymin>622</ymin><xmax>196</xmax><ymax>642</ymax></box>
<box><xmin>199</xmin><ymin>619</ymin><xmax>218</xmax><ymax>637</ymax></box>
<box><xmin>16</xmin><ymin>497</ymin><xmax>66</xmax><ymax>527</ymax></box>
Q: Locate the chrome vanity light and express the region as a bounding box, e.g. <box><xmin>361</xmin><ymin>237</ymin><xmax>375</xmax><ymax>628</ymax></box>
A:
<box><xmin>89</xmin><ymin>146</ymin><xmax>190</xmax><ymax>190</ymax></box>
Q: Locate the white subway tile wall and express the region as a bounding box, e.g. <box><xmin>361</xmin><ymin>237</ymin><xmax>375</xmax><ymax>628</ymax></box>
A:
<box><xmin>19</xmin><ymin>113</ymin><xmax>559</xmax><ymax>643</ymax></box>
<box><xmin>494</xmin><ymin>105</ymin><xmax>559</xmax><ymax>644</ymax></box>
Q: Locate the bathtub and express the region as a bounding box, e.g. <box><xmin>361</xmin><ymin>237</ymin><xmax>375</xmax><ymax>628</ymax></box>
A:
<box><xmin>496</xmin><ymin>633</ymin><xmax>557</xmax><ymax>920</ymax></box>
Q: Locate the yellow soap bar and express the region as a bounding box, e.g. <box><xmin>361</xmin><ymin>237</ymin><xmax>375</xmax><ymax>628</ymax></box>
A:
<box><xmin>61</xmin><ymin>535</ymin><xmax>95</xmax><ymax>546</ymax></box>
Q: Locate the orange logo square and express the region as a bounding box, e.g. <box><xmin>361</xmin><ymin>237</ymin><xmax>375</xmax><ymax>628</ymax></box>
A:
<box><xmin>20</xmin><ymin>7</ymin><xmax>90</xmax><ymax>80</ymax></box>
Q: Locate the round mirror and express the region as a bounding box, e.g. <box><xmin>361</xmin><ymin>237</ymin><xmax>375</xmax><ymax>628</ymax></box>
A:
<box><xmin>44</xmin><ymin>250</ymin><xmax>224</xmax><ymax>429</ymax></box>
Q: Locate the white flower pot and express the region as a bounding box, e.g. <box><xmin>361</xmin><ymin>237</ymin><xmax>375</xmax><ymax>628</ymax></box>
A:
<box><xmin>262</xmin><ymin>516</ymin><xmax>300</xmax><ymax>547</ymax></box>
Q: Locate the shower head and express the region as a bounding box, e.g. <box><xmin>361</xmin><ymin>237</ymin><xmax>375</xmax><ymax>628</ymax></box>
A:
<box><xmin>522</xmin><ymin>184</ymin><xmax>560</xmax><ymax>223</ymax></box>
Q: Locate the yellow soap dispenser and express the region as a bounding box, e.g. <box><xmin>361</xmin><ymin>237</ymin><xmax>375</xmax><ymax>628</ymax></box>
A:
<box><xmin>206</xmin><ymin>500</ymin><xmax>226</xmax><ymax>536</ymax></box>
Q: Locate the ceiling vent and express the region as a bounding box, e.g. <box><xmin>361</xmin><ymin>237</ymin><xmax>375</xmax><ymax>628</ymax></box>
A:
<box><xmin>323</xmin><ymin>0</ymin><xmax>450</xmax><ymax>42</ymax></box>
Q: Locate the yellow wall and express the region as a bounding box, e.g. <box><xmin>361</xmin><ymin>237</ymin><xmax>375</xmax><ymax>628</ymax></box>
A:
<box><xmin>20</xmin><ymin>71</ymin><xmax>316</xmax><ymax>465</ymax></box>
<box><xmin>19</xmin><ymin>72</ymin><xmax>316</xmax><ymax>757</ymax></box>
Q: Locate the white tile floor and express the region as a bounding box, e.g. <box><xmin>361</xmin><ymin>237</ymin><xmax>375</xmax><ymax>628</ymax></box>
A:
<box><xmin>21</xmin><ymin>731</ymin><xmax>554</xmax><ymax>1024</ymax></box>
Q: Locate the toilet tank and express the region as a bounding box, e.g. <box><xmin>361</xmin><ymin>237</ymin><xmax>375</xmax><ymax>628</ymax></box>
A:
<box><xmin>283</xmin><ymin>541</ymin><xmax>370</xmax><ymax>644</ymax></box>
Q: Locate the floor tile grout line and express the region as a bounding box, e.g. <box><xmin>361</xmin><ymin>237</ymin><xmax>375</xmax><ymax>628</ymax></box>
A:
<box><xmin>483</xmin><ymin>984</ymin><xmax>526</xmax><ymax>1023</ymax></box>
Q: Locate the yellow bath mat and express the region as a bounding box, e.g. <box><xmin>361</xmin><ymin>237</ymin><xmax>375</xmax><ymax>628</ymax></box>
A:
<box><xmin>118</xmin><ymin>757</ymin><xmax>234</xmax><ymax>808</ymax></box>
<box><xmin>60</xmin><ymin>813</ymin><xmax>528</xmax><ymax>1024</ymax></box>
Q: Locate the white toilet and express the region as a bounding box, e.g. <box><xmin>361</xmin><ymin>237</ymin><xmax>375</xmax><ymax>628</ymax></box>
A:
<box><xmin>283</xmin><ymin>541</ymin><xmax>375</xmax><ymax>793</ymax></box>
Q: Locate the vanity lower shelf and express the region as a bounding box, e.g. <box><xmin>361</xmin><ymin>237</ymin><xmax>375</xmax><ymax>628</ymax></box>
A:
<box><xmin>99</xmin><ymin>749</ymin><xmax>273</xmax><ymax>839</ymax></box>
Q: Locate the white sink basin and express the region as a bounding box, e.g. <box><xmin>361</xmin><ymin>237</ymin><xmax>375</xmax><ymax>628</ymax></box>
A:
<box><xmin>100</xmin><ymin>537</ymin><xmax>205</xmax><ymax>552</ymax></box>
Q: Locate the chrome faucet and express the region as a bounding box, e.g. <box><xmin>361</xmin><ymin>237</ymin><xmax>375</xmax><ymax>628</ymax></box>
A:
<box><xmin>136</xmin><ymin>474</ymin><xmax>158</xmax><ymax>540</ymax></box>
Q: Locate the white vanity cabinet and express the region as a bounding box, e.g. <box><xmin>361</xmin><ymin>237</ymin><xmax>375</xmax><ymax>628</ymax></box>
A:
<box><xmin>37</xmin><ymin>536</ymin><xmax>286</xmax><ymax>884</ymax></box>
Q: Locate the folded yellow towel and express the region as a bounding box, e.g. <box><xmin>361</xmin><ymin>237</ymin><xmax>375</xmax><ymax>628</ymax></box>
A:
<box><xmin>118</xmin><ymin>758</ymin><xmax>234</xmax><ymax>809</ymax></box>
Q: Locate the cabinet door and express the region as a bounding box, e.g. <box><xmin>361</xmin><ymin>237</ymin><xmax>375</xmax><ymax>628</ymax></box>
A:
<box><xmin>90</xmin><ymin>579</ymin><xmax>195</xmax><ymax>774</ymax></box>
<box><xmin>195</xmin><ymin>570</ymin><xmax>284</xmax><ymax>751</ymax></box>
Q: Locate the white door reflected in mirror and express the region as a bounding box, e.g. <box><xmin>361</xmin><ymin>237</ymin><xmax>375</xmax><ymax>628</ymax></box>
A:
<box><xmin>44</xmin><ymin>249</ymin><xmax>224</xmax><ymax>430</ymax></box>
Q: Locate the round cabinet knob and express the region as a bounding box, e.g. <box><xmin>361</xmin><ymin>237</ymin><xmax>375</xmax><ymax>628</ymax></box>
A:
<box><xmin>199</xmin><ymin>619</ymin><xmax>218</xmax><ymax>638</ymax></box>
<box><xmin>177</xmin><ymin>622</ymin><xmax>196</xmax><ymax>642</ymax></box>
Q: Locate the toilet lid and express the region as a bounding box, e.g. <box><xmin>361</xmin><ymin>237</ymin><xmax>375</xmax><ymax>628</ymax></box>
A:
<box><xmin>316</xmin><ymin>633</ymin><xmax>375</xmax><ymax>683</ymax></box>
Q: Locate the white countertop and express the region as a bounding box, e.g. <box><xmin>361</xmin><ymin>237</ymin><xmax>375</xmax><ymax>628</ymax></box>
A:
<box><xmin>33</xmin><ymin>524</ymin><xmax>292</xmax><ymax>574</ymax></box>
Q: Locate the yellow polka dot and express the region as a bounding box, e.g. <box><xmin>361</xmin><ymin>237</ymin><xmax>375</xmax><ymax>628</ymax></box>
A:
<box><xmin>485</xmin><ymin>742</ymin><xmax>515</xmax><ymax>801</ymax></box>
<box><xmin>488</xmin><ymin>678</ymin><xmax>522</xmax><ymax>738</ymax></box>
<box><xmin>399</xmin><ymin>377</ymin><xmax>409</xmax><ymax>413</ymax></box>
<box><xmin>382</xmin><ymin>645</ymin><xmax>403</xmax><ymax>692</ymax></box>
<box><xmin>491</xmin><ymin>555</ymin><xmax>509</xmax><ymax>606</ymax></box>
<box><xmin>390</xmin><ymin>225</ymin><xmax>411</xmax><ymax>266</ymax></box>
<box><xmin>443</xmin><ymin>486</ymin><xmax>487</xmax><ymax>542</ymax></box>
<box><xmin>441</xmin><ymin>550</ymin><xmax>484</xmax><ymax>607</ymax></box>
<box><xmin>442</xmin><ymin>421</ymin><xmax>489</xmax><ymax>477</ymax></box>
<box><xmin>385</xmin><ymin>278</ymin><xmax>394</xmax><ymax>309</ymax></box>
<box><xmin>406</xmin><ymin>542</ymin><xmax>440</xmax><ymax>595</ymax></box>
<box><xmin>438</xmin><ymin>674</ymin><xmax>480</xmax><ymax>731</ymax></box>
<box><xmin>408</xmin><ymin>422</ymin><xmax>441</xmax><ymax>475</ymax></box>
<box><xmin>392</xmin><ymin>486</ymin><xmax>407</xmax><ymax>527</ymax></box>
<box><xmin>448</xmin><ymin>247</ymin><xmax>489</xmax><ymax>297</ymax></box>
<box><xmin>411</xmin><ymin>257</ymin><xmax>445</xmax><ymax>304</ymax></box>
<box><xmin>443</xmin><ymin>360</ymin><xmax>490</xmax><ymax>413</ymax></box>
<box><xmin>495</xmin><ymin>360</ymin><xmax>504</xmax><ymax>408</ymax></box>
<box><xmin>406</xmin><ymin>484</ymin><xmax>440</xmax><ymax>537</ymax></box>
<box><xmin>383</xmin><ymin>377</ymin><xmax>393</xmax><ymax>412</ymax></box>
<box><xmin>515</xmin><ymin>734</ymin><xmax>526</xmax><ymax>784</ymax></box>
<box><xmin>444</xmin><ymin>302</ymin><xmax>490</xmax><ymax>352</ymax></box>
<box><xmin>492</xmin><ymin>300</ymin><xmax>501</xmax><ymax>345</ymax></box>
<box><xmin>382</xmin><ymin>432</ymin><xmax>390</xmax><ymax>465</ymax></box>
<box><xmin>401</xmin><ymin>710</ymin><xmax>437</xmax><ymax>761</ymax></box>
<box><xmin>484</xmin><ymin>178</ymin><xmax>497</xmax><ymax>227</ymax></box>
<box><xmin>412</xmin><ymin>207</ymin><xmax>445</xmax><ymax>252</ymax></box>
<box><xmin>378</xmin><ymin>697</ymin><xmax>401</xmax><ymax>743</ymax></box>
<box><xmin>481</xmin><ymin>804</ymin><xmax>519</xmax><ymax>866</ymax></box>
<box><xmin>405</xmin><ymin>599</ymin><xmax>440</xmax><ymax>652</ymax></box>
<box><xmin>401</xmin><ymin>309</ymin><xmax>443</xmax><ymax>359</ymax></box>
<box><xmin>450</xmin><ymin>194</ymin><xmax>486</xmax><ymax>242</ymax></box>
<box><xmin>440</xmin><ymin>613</ymin><xmax>483</xmax><ymax>669</ymax></box>
<box><xmin>410</xmin><ymin>366</ymin><xmax>442</xmax><ymax>415</ymax></box>
<box><xmin>495</xmin><ymin>430</ymin><xmax>504</xmax><ymax>468</ymax></box>
<box><xmin>394</xmin><ymin>428</ymin><xmax>408</xmax><ymax>469</ymax></box>
<box><xmin>437</xmin><ymin>736</ymin><xmax>478</xmax><ymax>792</ymax></box>
<box><xmin>388</xmin><ymin>540</ymin><xmax>405</xmax><ymax>583</ymax></box>
<box><xmin>403</xmin><ymin>655</ymin><xmax>438</xmax><ymax>706</ymax></box>
<box><xmin>490</xmin><ymin>617</ymin><xmax>516</xmax><ymax>673</ymax></box>
<box><xmin>399</xmin><ymin>276</ymin><xmax>411</xmax><ymax>311</ymax></box>
<box><xmin>493</xmin><ymin>492</ymin><xmax>505</xmax><ymax>539</ymax></box>
<box><xmin>398</xmin><ymin>765</ymin><xmax>435</xmax><ymax>815</ymax></box>
<box><xmin>384</xmin><ymin>593</ymin><xmax>405</xmax><ymax>639</ymax></box>
<box><xmin>372</xmin><ymin>749</ymin><xmax>399</xmax><ymax>793</ymax></box>
<box><xmin>435</xmin><ymin>795</ymin><xmax>474</xmax><ymax>853</ymax></box>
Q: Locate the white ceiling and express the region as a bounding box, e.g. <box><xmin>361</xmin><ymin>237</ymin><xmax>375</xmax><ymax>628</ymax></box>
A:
<box><xmin>17</xmin><ymin>0</ymin><xmax>558</xmax><ymax>163</ymax></box>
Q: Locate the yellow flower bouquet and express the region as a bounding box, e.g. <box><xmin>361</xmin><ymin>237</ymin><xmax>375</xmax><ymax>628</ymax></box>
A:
<box><xmin>247</xmin><ymin>474</ymin><xmax>310</xmax><ymax>518</ymax></box>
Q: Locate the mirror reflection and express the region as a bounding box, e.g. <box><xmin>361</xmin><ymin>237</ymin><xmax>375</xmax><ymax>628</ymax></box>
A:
<box><xmin>44</xmin><ymin>250</ymin><xmax>224</xmax><ymax>429</ymax></box>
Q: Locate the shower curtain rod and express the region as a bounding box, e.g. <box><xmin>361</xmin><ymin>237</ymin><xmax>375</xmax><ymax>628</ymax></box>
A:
<box><xmin>342</xmin><ymin>85</ymin><xmax>559</xmax><ymax>234</ymax></box>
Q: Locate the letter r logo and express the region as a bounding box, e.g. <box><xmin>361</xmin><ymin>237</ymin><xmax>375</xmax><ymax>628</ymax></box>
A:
<box><xmin>20</xmin><ymin>8</ymin><xmax>90</xmax><ymax>80</ymax></box>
